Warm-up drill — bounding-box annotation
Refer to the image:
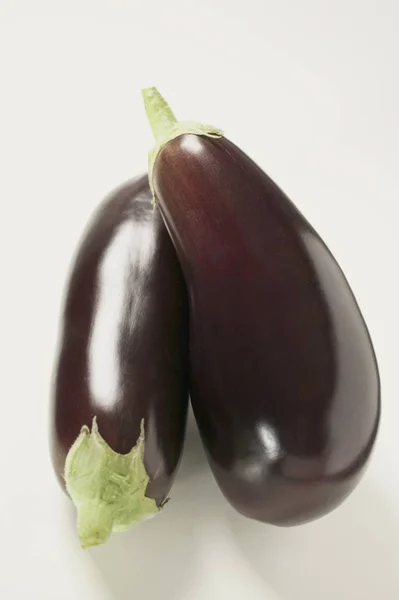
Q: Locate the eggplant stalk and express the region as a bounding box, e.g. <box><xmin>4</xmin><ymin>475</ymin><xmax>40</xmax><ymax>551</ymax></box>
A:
<box><xmin>64</xmin><ymin>418</ymin><xmax>159</xmax><ymax>548</ymax></box>
<box><xmin>142</xmin><ymin>86</ymin><xmax>223</xmax><ymax>194</ymax></box>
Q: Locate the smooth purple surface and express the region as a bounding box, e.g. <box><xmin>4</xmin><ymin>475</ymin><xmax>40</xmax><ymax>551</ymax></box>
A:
<box><xmin>50</xmin><ymin>175</ymin><xmax>189</xmax><ymax>505</ymax></box>
<box><xmin>154</xmin><ymin>134</ymin><xmax>381</xmax><ymax>525</ymax></box>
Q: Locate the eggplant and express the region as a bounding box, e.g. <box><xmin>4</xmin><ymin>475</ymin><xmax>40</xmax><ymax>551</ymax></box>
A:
<box><xmin>142</xmin><ymin>88</ymin><xmax>381</xmax><ymax>526</ymax></box>
<box><xmin>49</xmin><ymin>175</ymin><xmax>189</xmax><ymax>547</ymax></box>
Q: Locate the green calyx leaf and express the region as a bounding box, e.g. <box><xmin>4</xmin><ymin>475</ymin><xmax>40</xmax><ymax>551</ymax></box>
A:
<box><xmin>141</xmin><ymin>86</ymin><xmax>223</xmax><ymax>200</ymax></box>
<box><xmin>64</xmin><ymin>418</ymin><xmax>160</xmax><ymax>549</ymax></box>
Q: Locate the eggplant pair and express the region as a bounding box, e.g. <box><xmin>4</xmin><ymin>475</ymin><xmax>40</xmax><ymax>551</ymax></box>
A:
<box><xmin>50</xmin><ymin>89</ymin><xmax>380</xmax><ymax>548</ymax></box>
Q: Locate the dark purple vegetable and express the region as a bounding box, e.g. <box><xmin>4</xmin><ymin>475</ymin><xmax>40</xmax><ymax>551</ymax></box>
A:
<box><xmin>49</xmin><ymin>175</ymin><xmax>189</xmax><ymax>547</ymax></box>
<box><xmin>142</xmin><ymin>88</ymin><xmax>381</xmax><ymax>527</ymax></box>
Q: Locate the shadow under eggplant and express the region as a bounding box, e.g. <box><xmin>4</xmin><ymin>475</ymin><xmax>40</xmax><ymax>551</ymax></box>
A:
<box><xmin>227</xmin><ymin>476</ymin><xmax>399</xmax><ymax>600</ymax></box>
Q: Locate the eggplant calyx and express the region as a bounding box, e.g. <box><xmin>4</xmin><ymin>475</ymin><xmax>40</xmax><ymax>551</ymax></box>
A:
<box><xmin>64</xmin><ymin>417</ymin><xmax>159</xmax><ymax>549</ymax></box>
<box><xmin>142</xmin><ymin>86</ymin><xmax>223</xmax><ymax>199</ymax></box>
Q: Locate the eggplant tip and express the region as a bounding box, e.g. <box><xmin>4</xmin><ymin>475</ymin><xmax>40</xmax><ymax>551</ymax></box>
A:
<box><xmin>142</xmin><ymin>84</ymin><xmax>224</xmax><ymax>195</ymax></box>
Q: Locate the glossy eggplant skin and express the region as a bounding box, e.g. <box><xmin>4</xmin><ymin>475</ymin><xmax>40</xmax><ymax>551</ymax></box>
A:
<box><xmin>50</xmin><ymin>175</ymin><xmax>189</xmax><ymax>506</ymax></box>
<box><xmin>153</xmin><ymin>134</ymin><xmax>381</xmax><ymax>526</ymax></box>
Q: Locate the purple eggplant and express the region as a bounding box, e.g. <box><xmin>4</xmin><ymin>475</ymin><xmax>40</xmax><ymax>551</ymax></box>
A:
<box><xmin>49</xmin><ymin>175</ymin><xmax>189</xmax><ymax>547</ymax></box>
<box><xmin>142</xmin><ymin>88</ymin><xmax>381</xmax><ymax>527</ymax></box>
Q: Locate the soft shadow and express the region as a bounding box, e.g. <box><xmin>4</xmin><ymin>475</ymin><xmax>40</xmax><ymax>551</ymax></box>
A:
<box><xmin>87</xmin><ymin>406</ymin><xmax>225</xmax><ymax>600</ymax></box>
<box><xmin>88</xmin><ymin>496</ymin><xmax>195</xmax><ymax>600</ymax></box>
<box><xmin>228</xmin><ymin>479</ymin><xmax>399</xmax><ymax>600</ymax></box>
<box><xmin>177</xmin><ymin>405</ymin><xmax>210</xmax><ymax>480</ymax></box>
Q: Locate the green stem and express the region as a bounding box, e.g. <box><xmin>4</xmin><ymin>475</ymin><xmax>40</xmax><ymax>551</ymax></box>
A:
<box><xmin>141</xmin><ymin>86</ymin><xmax>224</xmax><ymax>198</ymax></box>
<box><xmin>64</xmin><ymin>418</ymin><xmax>160</xmax><ymax>549</ymax></box>
<box><xmin>141</xmin><ymin>87</ymin><xmax>178</xmax><ymax>144</ymax></box>
<box><xmin>76</xmin><ymin>501</ymin><xmax>114</xmax><ymax>549</ymax></box>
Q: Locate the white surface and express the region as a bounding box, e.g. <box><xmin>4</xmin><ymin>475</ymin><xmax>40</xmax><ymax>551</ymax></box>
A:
<box><xmin>0</xmin><ymin>1</ymin><xmax>398</xmax><ymax>598</ymax></box>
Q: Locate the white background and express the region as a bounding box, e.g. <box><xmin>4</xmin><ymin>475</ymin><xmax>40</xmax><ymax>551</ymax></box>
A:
<box><xmin>1</xmin><ymin>1</ymin><xmax>398</xmax><ymax>598</ymax></box>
